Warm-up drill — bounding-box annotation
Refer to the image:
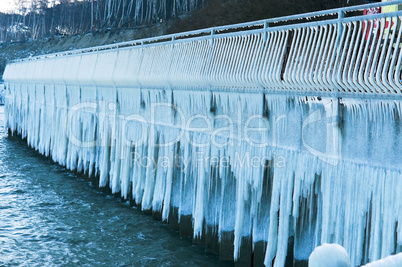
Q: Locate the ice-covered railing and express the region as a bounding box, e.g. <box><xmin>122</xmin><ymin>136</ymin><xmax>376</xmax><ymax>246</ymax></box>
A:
<box><xmin>4</xmin><ymin>1</ymin><xmax>402</xmax><ymax>97</ymax></box>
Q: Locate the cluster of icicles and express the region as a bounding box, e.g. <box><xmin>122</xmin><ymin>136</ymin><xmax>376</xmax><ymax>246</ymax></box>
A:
<box><xmin>4</xmin><ymin>83</ymin><xmax>402</xmax><ymax>266</ymax></box>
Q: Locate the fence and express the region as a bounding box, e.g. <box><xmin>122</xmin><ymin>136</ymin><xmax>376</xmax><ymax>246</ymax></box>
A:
<box><xmin>4</xmin><ymin>1</ymin><xmax>402</xmax><ymax>98</ymax></box>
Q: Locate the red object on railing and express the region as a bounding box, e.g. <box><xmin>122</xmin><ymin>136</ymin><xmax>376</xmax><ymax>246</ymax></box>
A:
<box><xmin>363</xmin><ymin>7</ymin><xmax>381</xmax><ymax>41</ymax></box>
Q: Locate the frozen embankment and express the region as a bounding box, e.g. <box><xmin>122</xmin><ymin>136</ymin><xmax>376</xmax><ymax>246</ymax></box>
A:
<box><xmin>4</xmin><ymin>83</ymin><xmax>402</xmax><ymax>266</ymax></box>
<box><xmin>3</xmin><ymin>2</ymin><xmax>402</xmax><ymax>265</ymax></box>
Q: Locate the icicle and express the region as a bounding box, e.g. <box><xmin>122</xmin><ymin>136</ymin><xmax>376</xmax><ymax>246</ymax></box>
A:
<box><xmin>4</xmin><ymin>72</ymin><xmax>402</xmax><ymax>267</ymax></box>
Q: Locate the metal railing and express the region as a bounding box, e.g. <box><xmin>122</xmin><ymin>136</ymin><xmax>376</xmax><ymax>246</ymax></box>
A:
<box><xmin>4</xmin><ymin>1</ymin><xmax>402</xmax><ymax>97</ymax></box>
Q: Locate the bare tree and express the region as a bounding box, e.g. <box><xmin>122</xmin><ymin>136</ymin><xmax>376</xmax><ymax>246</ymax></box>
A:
<box><xmin>0</xmin><ymin>0</ymin><xmax>365</xmax><ymax>43</ymax></box>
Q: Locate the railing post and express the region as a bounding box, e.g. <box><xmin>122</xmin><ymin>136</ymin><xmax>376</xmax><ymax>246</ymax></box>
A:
<box><xmin>337</xmin><ymin>11</ymin><xmax>344</xmax><ymax>48</ymax></box>
<box><xmin>210</xmin><ymin>30</ymin><xmax>215</xmax><ymax>47</ymax></box>
<box><xmin>135</xmin><ymin>40</ymin><xmax>145</xmax><ymax>87</ymax></box>
<box><xmin>205</xmin><ymin>30</ymin><xmax>215</xmax><ymax>86</ymax></box>
<box><xmin>168</xmin><ymin>36</ymin><xmax>176</xmax><ymax>86</ymax></box>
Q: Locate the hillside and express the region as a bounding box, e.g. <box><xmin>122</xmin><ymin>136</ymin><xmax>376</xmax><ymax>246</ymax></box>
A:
<box><xmin>0</xmin><ymin>23</ymin><xmax>171</xmax><ymax>79</ymax></box>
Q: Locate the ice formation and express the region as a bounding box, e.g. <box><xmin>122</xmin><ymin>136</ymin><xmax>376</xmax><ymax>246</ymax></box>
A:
<box><xmin>3</xmin><ymin>81</ymin><xmax>402</xmax><ymax>266</ymax></box>
<box><xmin>309</xmin><ymin>243</ymin><xmax>351</xmax><ymax>267</ymax></box>
<box><xmin>0</xmin><ymin>84</ymin><xmax>4</xmax><ymax>105</ymax></box>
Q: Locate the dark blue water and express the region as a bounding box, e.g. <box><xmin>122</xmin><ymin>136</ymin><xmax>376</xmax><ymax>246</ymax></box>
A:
<box><xmin>0</xmin><ymin>106</ymin><xmax>220</xmax><ymax>266</ymax></box>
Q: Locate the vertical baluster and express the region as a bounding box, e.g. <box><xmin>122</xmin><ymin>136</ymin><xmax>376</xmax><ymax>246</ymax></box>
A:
<box><xmin>352</xmin><ymin>20</ymin><xmax>370</xmax><ymax>94</ymax></box>
<box><xmin>291</xmin><ymin>28</ymin><xmax>306</xmax><ymax>90</ymax></box>
<box><xmin>273</xmin><ymin>31</ymin><xmax>289</xmax><ymax>89</ymax></box>
<box><xmin>296</xmin><ymin>27</ymin><xmax>313</xmax><ymax>91</ymax></box>
<box><xmin>265</xmin><ymin>31</ymin><xmax>279</xmax><ymax>89</ymax></box>
<box><xmin>323</xmin><ymin>25</ymin><xmax>338</xmax><ymax>92</ymax></box>
<box><xmin>244</xmin><ymin>34</ymin><xmax>259</xmax><ymax>87</ymax></box>
<box><xmin>227</xmin><ymin>36</ymin><xmax>241</xmax><ymax>86</ymax></box>
<box><xmin>314</xmin><ymin>25</ymin><xmax>328</xmax><ymax>91</ymax></box>
<box><xmin>393</xmin><ymin>22</ymin><xmax>402</xmax><ymax>93</ymax></box>
<box><xmin>215</xmin><ymin>37</ymin><xmax>230</xmax><ymax>86</ymax></box>
<box><xmin>187</xmin><ymin>41</ymin><xmax>198</xmax><ymax>86</ymax></box>
<box><xmin>381</xmin><ymin>17</ymin><xmax>398</xmax><ymax>94</ymax></box>
<box><xmin>347</xmin><ymin>21</ymin><xmax>362</xmax><ymax>93</ymax></box>
<box><xmin>233</xmin><ymin>35</ymin><xmax>249</xmax><ymax>87</ymax></box>
<box><xmin>204</xmin><ymin>30</ymin><xmax>217</xmax><ymax>87</ymax></box>
<box><xmin>248</xmin><ymin>33</ymin><xmax>265</xmax><ymax>88</ymax></box>
<box><xmin>388</xmin><ymin>17</ymin><xmax>402</xmax><ymax>94</ymax></box>
<box><xmin>256</xmin><ymin>31</ymin><xmax>272</xmax><ymax>89</ymax></box>
<box><xmin>283</xmin><ymin>29</ymin><xmax>300</xmax><ymax>90</ymax></box>
<box><xmin>240</xmin><ymin>34</ymin><xmax>256</xmax><ymax>87</ymax></box>
<box><xmin>363</xmin><ymin>18</ymin><xmax>381</xmax><ymax>93</ymax></box>
<box><xmin>331</xmin><ymin>22</ymin><xmax>349</xmax><ymax>94</ymax></box>
<box><xmin>310</xmin><ymin>26</ymin><xmax>326</xmax><ymax>92</ymax></box>
<box><xmin>302</xmin><ymin>27</ymin><xmax>319</xmax><ymax>91</ymax></box>
<box><xmin>340</xmin><ymin>22</ymin><xmax>357</xmax><ymax>93</ymax></box>
<box><xmin>376</xmin><ymin>18</ymin><xmax>393</xmax><ymax>94</ymax></box>
<box><xmin>360</xmin><ymin>17</ymin><xmax>379</xmax><ymax>93</ymax></box>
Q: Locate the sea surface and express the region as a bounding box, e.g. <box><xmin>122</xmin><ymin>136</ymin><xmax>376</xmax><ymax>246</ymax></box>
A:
<box><xmin>0</xmin><ymin>106</ymin><xmax>220</xmax><ymax>266</ymax></box>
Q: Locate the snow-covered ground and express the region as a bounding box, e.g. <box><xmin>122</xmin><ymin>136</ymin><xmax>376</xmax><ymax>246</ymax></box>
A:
<box><xmin>309</xmin><ymin>244</ymin><xmax>350</xmax><ymax>267</ymax></box>
<box><xmin>363</xmin><ymin>253</ymin><xmax>402</xmax><ymax>267</ymax></box>
<box><xmin>309</xmin><ymin>244</ymin><xmax>402</xmax><ymax>267</ymax></box>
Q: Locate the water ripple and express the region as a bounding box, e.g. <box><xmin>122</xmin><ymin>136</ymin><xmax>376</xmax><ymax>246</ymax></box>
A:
<box><xmin>0</xmin><ymin>107</ymin><xmax>221</xmax><ymax>266</ymax></box>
